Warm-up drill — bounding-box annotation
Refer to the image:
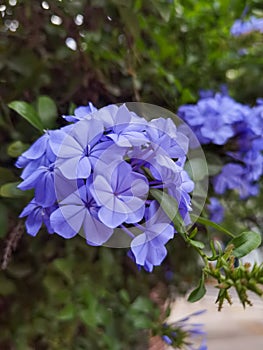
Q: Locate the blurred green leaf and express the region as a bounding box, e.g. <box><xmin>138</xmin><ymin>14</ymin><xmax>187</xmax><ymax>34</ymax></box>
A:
<box><xmin>188</xmin><ymin>239</ymin><xmax>205</xmax><ymax>249</ymax></box>
<box><xmin>7</xmin><ymin>141</ymin><xmax>29</xmax><ymax>158</ymax></box>
<box><xmin>53</xmin><ymin>258</ymin><xmax>73</xmax><ymax>283</ymax></box>
<box><xmin>8</xmin><ymin>101</ymin><xmax>44</xmax><ymax>132</ymax></box>
<box><xmin>0</xmin><ymin>182</ymin><xmax>24</xmax><ymax>198</ymax></box>
<box><xmin>228</xmin><ymin>231</ymin><xmax>262</xmax><ymax>258</ymax></box>
<box><xmin>57</xmin><ymin>304</ymin><xmax>76</xmax><ymax>321</ymax></box>
<box><xmin>37</xmin><ymin>95</ymin><xmax>57</xmax><ymax>128</ymax></box>
<box><xmin>0</xmin><ymin>167</ymin><xmax>17</xmax><ymax>186</ymax></box>
<box><xmin>0</xmin><ymin>276</ymin><xmax>16</xmax><ymax>295</ymax></box>
<box><xmin>131</xmin><ymin>296</ymin><xmax>154</xmax><ymax>313</ymax></box>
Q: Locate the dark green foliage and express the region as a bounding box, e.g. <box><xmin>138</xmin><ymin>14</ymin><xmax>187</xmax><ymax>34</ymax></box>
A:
<box><xmin>1</xmin><ymin>0</ymin><xmax>263</xmax><ymax>348</ymax></box>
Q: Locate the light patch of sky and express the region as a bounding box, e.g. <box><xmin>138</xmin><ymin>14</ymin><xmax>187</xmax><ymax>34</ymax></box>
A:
<box><xmin>65</xmin><ymin>37</ymin><xmax>77</xmax><ymax>51</ymax></box>
<box><xmin>51</xmin><ymin>15</ymin><xmax>62</xmax><ymax>25</ymax></box>
<box><xmin>75</xmin><ymin>14</ymin><xmax>83</xmax><ymax>26</ymax></box>
<box><xmin>42</xmin><ymin>1</ymin><xmax>50</xmax><ymax>10</ymax></box>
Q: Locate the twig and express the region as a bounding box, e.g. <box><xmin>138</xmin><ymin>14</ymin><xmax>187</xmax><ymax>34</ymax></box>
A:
<box><xmin>1</xmin><ymin>221</ymin><xmax>24</xmax><ymax>270</ymax></box>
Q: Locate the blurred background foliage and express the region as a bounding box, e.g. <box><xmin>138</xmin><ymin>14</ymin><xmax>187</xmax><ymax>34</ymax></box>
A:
<box><xmin>0</xmin><ymin>0</ymin><xmax>263</xmax><ymax>348</ymax></box>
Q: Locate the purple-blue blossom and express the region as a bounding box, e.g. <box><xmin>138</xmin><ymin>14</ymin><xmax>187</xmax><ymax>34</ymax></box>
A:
<box><xmin>62</xmin><ymin>102</ymin><xmax>97</xmax><ymax>122</ymax></box>
<box><xmin>50</xmin><ymin>180</ymin><xmax>113</xmax><ymax>246</ymax></box>
<box><xmin>178</xmin><ymin>91</ymin><xmax>263</xmax><ymax>200</ymax></box>
<box><xmin>207</xmin><ymin>197</ymin><xmax>225</xmax><ymax>224</ymax></box>
<box><xmin>161</xmin><ymin>310</ymin><xmax>207</xmax><ymax>349</ymax></box>
<box><xmin>17</xmin><ymin>103</ymin><xmax>194</xmax><ymax>271</ymax></box>
<box><xmin>91</xmin><ymin>161</ymin><xmax>149</xmax><ymax>228</ymax></box>
<box><xmin>19</xmin><ymin>200</ymin><xmax>57</xmax><ymax>236</ymax></box>
<box><xmin>231</xmin><ymin>16</ymin><xmax>263</xmax><ymax>36</ymax></box>
<box><xmin>178</xmin><ymin>92</ymin><xmax>246</xmax><ymax>146</ymax></box>
<box><xmin>130</xmin><ymin>200</ymin><xmax>174</xmax><ymax>272</ymax></box>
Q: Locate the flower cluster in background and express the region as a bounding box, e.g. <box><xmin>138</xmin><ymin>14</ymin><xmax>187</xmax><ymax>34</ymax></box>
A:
<box><xmin>162</xmin><ymin>310</ymin><xmax>207</xmax><ymax>350</ymax></box>
<box><xmin>17</xmin><ymin>103</ymin><xmax>194</xmax><ymax>272</ymax></box>
<box><xmin>178</xmin><ymin>92</ymin><xmax>263</xmax><ymax>223</ymax></box>
<box><xmin>230</xmin><ymin>15</ymin><xmax>263</xmax><ymax>36</ymax></box>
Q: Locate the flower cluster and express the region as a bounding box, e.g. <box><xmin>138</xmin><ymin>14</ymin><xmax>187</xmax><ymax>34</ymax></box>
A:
<box><xmin>178</xmin><ymin>92</ymin><xmax>263</xmax><ymax>221</ymax></box>
<box><xmin>162</xmin><ymin>310</ymin><xmax>207</xmax><ymax>350</ymax></box>
<box><xmin>230</xmin><ymin>16</ymin><xmax>263</xmax><ymax>36</ymax></box>
<box><xmin>17</xmin><ymin>103</ymin><xmax>194</xmax><ymax>272</ymax></box>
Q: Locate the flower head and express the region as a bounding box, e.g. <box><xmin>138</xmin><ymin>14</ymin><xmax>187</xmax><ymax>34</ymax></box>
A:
<box><xmin>17</xmin><ymin>103</ymin><xmax>194</xmax><ymax>271</ymax></box>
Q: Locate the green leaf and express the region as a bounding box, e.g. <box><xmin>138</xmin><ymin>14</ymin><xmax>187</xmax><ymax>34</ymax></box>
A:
<box><xmin>228</xmin><ymin>231</ymin><xmax>262</xmax><ymax>258</ymax></box>
<box><xmin>150</xmin><ymin>189</ymin><xmax>185</xmax><ymax>233</ymax></box>
<box><xmin>8</xmin><ymin>101</ymin><xmax>43</xmax><ymax>132</ymax></box>
<box><xmin>53</xmin><ymin>258</ymin><xmax>73</xmax><ymax>283</ymax></box>
<box><xmin>57</xmin><ymin>304</ymin><xmax>76</xmax><ymax>321</ymax></box>
<box><xmin>193</xmin><ymin>215</ymin><xmax>235</xmax><ymax>238</ymax></box>
<box><xmin>37</xmin><ymin>95</ymin><xmax>57</xmax><ymax>128</ymax></box>
<box><xmin>0</xmin><ymin>182</ymin><xmax>24</xmax><ymax>198</ymax></box>
<box><xmin>189</xmin><ymin>227</ymin><xmax>198</xmax><ymax>239</ymax></box>
<box><xmin>188</xmin><ymin>239</ymin><xmax>205</xmax><ymax>249</ymax></box>
<box><xmin>188</xmin><ymin>274</ymin><xmax>206</xmax><ymax>303</ymax></box>
<box><xmin>131</xmin><ymin>297</ymin><xmax>154</xmax><ymax>313</ymax></box>
<box><xmin>7</xmin><ymin>141</ymin><xmax>29</xmax><ymax>158</ymax></box>
<box><xmin>0</xmin><ymin>167</ymin><xmax>17</xmax><ymax>186</ymax></box>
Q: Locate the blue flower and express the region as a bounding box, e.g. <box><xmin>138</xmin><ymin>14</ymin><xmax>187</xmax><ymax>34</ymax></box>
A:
<box><xmin>213</xmin><ymin>163</ymin><xmax>245</xmax><ymax>194</ymax></box>
<box><xmin>91</xmin><ymin>161</ymin><xmax>149</xmax><ymax>228</ymax></box>
<box><xmin>50</xmin><ymin>181</ymin><xmax>113</xmax><ymax>245</ymax></box>
<box><xmin>231</xmin><ymin>16</ymin><xmax>263</xmax><ymax>36</ymax></box>
<box><xmin>62</xmin><ymin>102</ymin><xmax>97</xmax><ymax>122</ymax></box>
<box><xmin>16</xmin><ymin>131</ymin><xmax>56</xmax><ymax>179</ymax></box>
<box><xmin>18</xmin><ymin>163</ymin><xmax>56</xmax><ymax>207</ymax></box>
<box><xmin>106</xmin><ymin>104</ymin><xmax>148</xmax><ymax>147</ymax></box>
<box><xmin>178</xmin><ymin>93</ymin><xmax>246</xmax><ymax>145</ymax></box>
<box><xmin>146</xmin><ymin>117</ymin><xmax>189</xmax><ymax>160</ymax></box>
<box><xmin>161</xmin><ymin>310</ymin><xmax>207</xmax><ymax>350</ymax></box>
<box><xmin>207</xmin><ymin>197</ymin><xmax>225</xmax><ymax>224</ymax></box>
<box><xmin>19</xmin><ymin>200</ymin><xmax>56</xmax><ymax>236</ymax></box>
<box><xmin>213</xmin><ymin>163</ymin><xmax>258</xmax><ymax>198</ymax></box>
<box><xmin>178</xmin><ymin>91</ymin><xmax>263</xmax><ymax>201</ymax></box>
<box><xmin>50</xmin><ymin>118</ymin><xmax>104</xmax><ymax>179</ymax></box>
<box><xmin>130</xmin><ymin>201</ymin><xmax>174</xmax><ymax>272</ymax></box>
<box><xmin>162</xmin><ymin>335</ymin><xmax>172</xmax><ymax>345</ymax></box>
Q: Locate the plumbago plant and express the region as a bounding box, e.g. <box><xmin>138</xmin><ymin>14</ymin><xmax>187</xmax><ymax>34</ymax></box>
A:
<box><xmin>9</xmin><ymin>99</ymin><xmax>263</xmax><ymax>315</ymax></box>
